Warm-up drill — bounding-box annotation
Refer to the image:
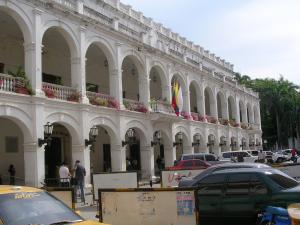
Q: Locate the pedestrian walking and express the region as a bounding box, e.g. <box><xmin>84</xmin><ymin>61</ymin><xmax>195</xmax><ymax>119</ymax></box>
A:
<box><xmin>8</xmin><ymin>164</ymin><xmax>16</xmax><ymax>185</ymax></box>
<box><xmin>74</xmin><ymin>160</ymin><xmax>86</xmax><ymax>205</ymax></box>
<box><xmin>59</xmin><ymin>162</ymin><xmax>71</xmax><ymax>187</ymax></box>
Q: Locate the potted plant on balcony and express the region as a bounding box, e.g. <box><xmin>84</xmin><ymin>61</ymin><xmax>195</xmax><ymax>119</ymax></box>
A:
<box><xmin>67</xmin><ymin>91</ymin><xmax>81</xmax><ymax>102</ymax></box>
<box><xmin>42</xmin><ymin>87</ymin><xmax>55</xmax><ymax>98</ymax></box>
<box><xmin>108</xmin><ymin>98</ymin><xmax>120</xmax><ymax>110</ymax></box>
<box><xmin>8</xmin><ymin>66</ymin><xmax>34</xmax><ymax>95</ymax></box>
<box><xmin>199</xmin><ymin>115</ymin><xmax>207</xmax><ymax>122</ymax></box>
<box><xmin>136</xmin><ymin>104</ymin><xmax>148</xmax><ymax>113</ymax></box>
<box><xmin>180</xmin><ymin>111</ymin><xmax>191</xmax><ymax>120</ymax></box>
<box><xmin>92</xmin><ymin>97</ymin><xmax>108</xmax><ymax>107</ymax></box>
<box><xmin>191</xmin><ymin>113</ymin><xmax>199</xmax><ymax>121</ymax></box>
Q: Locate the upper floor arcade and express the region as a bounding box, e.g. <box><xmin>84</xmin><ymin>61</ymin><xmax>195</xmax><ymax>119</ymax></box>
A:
<box><xmin>0</xmin><ymin>0</ymin><xmax>261</xmax><ymax>131</ymax></box>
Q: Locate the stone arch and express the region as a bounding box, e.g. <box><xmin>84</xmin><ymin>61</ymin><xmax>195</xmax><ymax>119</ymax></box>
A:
<box><xmin>217</xmin><ymin>91</ymin><xmax>226</xmax><ymax>118</ymax></box>
<box><xmin>204</xmin><ymin>86</ymin><xmax>216</xmax><ymax>116</ymax></box>
<box><xmin>41</xmin><ymin>20</ymin><xmax>79</xmax><ymax>57</ymax></box>
<box><xmin>192</xmin><ymin>129</ymin><xmax>205</xmax><ymax>153</ymax></box>
<box><xmin>0</xmin><ymin>104</ymin><xmax>33</xmax><ymax>142</ymax></box>
<box><xmin>228</xmin><ymin>95</ymin><xmax>236</xmax><ymax>120</ymax></box>
<box><xmin>123</xmin><ymin>119</ymin><xmax>148</xmax><ymax>144</ymax></box>
<box><xmin>85</xmin><ymin>36</ymin><xmax>117</xmax><ymax>70</ymax></box>
<box><xmin>89</xmin><ymin>116</ymin><xmax>119</xmax><ymax>144</ymax></box>
<box><xmin>0</xmin><ymin>2</ymin><xmax>32</xmax><ymax>44</ymax></box>
<box><xmin>149</xmin><ymin>65</ymin><xmax>168</xmax><ymax>100</ymax></box>
<box><xmin>45</xmin><ymin>112</ymin><xmax>80</xmax><ymax>145</ymax></box>
<box><xmin>120</xmin><ymin>50</ymin><xmax>146</xmax><ymax>77</ymax></box>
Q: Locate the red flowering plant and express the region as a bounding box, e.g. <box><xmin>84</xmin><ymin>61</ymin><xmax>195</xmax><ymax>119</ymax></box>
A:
<box><xmin>136</xmin><ymin>103</ymin><xmax>148</xmax><ymax>113</ymax></box>
<box><xmin>67</xmin><ymin>91</ymin><xmax>81</xmax><ymax>102</ymax></box>
<box><xmin>108</xmin><ymin>98</ymin><xmax>120</xmax><ymax>110</ymax></box>
<box><xmin>199</xmin><ymin>115</ymin><xmax>207</xmax><ymax>122</ymax></box>
<box><xmin>43</xmin><ymin>87</ymin><xmax>56</xmax><ymax>98</ymax></box>
<box><xmin>191</xmin><ymin>113</ymin><xmax>199</xmax><ymax>121</ymax></box>
<box><xmin>180</xmin><ymin>111</ymin><xmax>191</xmax><ymax>120</ymax></box>
<box><xmin>207</xmin><ymin>116</ymin><xmax>217</xmax><ymax>124</ymax></box>
<box><xmin>219</xmin><ymin>118</ymin><xmax>229</xmax><ymax>126</ymax></box>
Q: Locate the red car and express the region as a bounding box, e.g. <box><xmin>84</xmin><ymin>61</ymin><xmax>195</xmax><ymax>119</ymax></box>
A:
<box><xmin>167</xmin><ymin>159</ymin><xmax>211</xmax><ymax>170</ymax></box>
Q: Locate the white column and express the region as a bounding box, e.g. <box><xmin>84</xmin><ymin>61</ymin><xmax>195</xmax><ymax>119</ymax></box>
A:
<box><xmin>139</xmin><ymin>76</ymin><xmax>150</xmax><ymax>108</ymax></box>
<box><xmin>140</xmin><ymin>145</ymin><xmax>154</xmax><ymax>178</ymax></box>
<box><xmin>212</xmin><ymin>91</ymin><xmax>218</xmax><ymax>118</ymax></box>
<box><xmin>183</xmin><ymin>90</ymin><xmax>191</xmax><ymax>115</ymax></box>
<box><xmin>76</xmin><ymin>0</ymin><xmax>84</xmax><ymax>13</ymax></box>
<box><xmin>71</xmin><ymin>26</ymin><xmax>88</xmax><ymax>103</ymax></box>
<box><xmin>72</xmin><ymin>144</ymin><xmax>91</xmax><ymax>187</ymax></box>
<box><xmin>25</xmin><ymin>9</ymin><xmax>43</xmax><ymax>96</ymax></box>
<box><xmin>162</xmin><ymin>84</ymin><xmax>171</xmax><ymax>102</ymax></box>
<box><xmin>235</xmin><ymin>97</ymin><xmax>241</xmax><ymax>124</ymax></box>
<box><xmin>111</xmin><ymin>143</ymin><xmax>126</xmax><ymax>171</ymax></box>
<box><xmin>110</xmin><ymin>68</ymin><xmax>124</xmax><ymax>109</ymax></box>
<box><xmin>24</xmin><ymin>142</ymin><xmax>45</xmax><ymax>187</ymax></box>
<box><xmin>164</xmin><ymin>144</ymin><xmax>176</xmax><ymax>167</ymax></box>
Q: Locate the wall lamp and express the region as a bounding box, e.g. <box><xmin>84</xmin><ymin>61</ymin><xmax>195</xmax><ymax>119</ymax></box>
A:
<box><xmin>38</xmin><ymin>122</ymin><xmax>54</xmax><ymax>147</ymax></box>
<box><xmin>173</xmin><ymin>132</ymin><xmax>183</xmax><ymax>147</ymax></box>
<box><xmin>151</xmin><ymin>130</ymin><xmax>162</xmax><ymax>147</ymax></box>
<box><xmin>207</xmin><ymin>135</ymin><xmax>215</xmax><ymax>147</ymax></box>
<box><xmin>219</xmin><ymin>136</ymin><xmax>227</xmax><ymax>147</ymax></box>
<box><xmin>122</xmin><ymin>128</ymin><xmax>135</xmax><ymax>147</ymax></box>
<box><xmin>85</xmin><ymin>126</ymin><xmax>99</xmax><ymax>147</ymax></box>
<box><xmin>192</xmin><ymin>133</ymin><xmax>201</xmax><ymax>147</ymax></box>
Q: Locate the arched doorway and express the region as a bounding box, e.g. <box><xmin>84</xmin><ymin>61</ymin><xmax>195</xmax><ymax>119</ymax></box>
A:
<box><xmin>220</xmin><ymin>136</ymin><xmax>227</xmax><ymax>152</ymax></box>
<box><xmin>174</xmin><ymin>131</ymin><xmax>188</xmax><ymax>161</ymax></box>
<box><xmin>204</xmin><ymin>87</ymin><xmax>216</xmax><ymax>117</ymax></box>
<box><xmin>124</xmin><ymin>128</ymin><xmax>141</xmax><ymax>171</ymax></box>
<box><xmin>207</xmin><ymin>134</ymin><xmax>216</xmax><ymax>154</ymax></box>
<box><xmin>240</xmin><ymin>137</ymin><xmax>247</xmax><ymax>150</ymax></box>
<box><xmin>0</xmin><ymin>118</ymin><xmax>25</xmax><ymax>185</ymax></box>
<box><xmin>90</xmin><ymin>126</ymin><xmax>111</xmax><ymax>173</ymax></box>
<box><xmin>152</xmin><ymin>130</ymin><xmax>166</xmax><ymax>174</ymax></box>
<box><xmin>239</xmin><ymin>100</ymin><xmax>246</xmax><ymax>123</ymax></box>
<box><xmin>217</xmin><ymin>92</ymin><xmax>226</xmax><ymax>119</ymax></box>
<box><xmin>44</xmin><ymin>123</ymin><xmax>72</xmax><ymax>181</ymax></box>
<box><xmin>228</xmin><ymin>96</ymin><xmax>236</xmax><ymax>121</ymax></box>
<box><xmin>189</xmin><ymin>82</ymin><xmax>198</xmax><ymax>113</ymax></box>
<box><xmin>193</xmin><ymin>133</ymin><xmax>204</xmax><ymax>153</ymax></box>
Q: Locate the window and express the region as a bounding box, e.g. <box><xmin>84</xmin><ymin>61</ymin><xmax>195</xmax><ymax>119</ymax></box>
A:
<box><xmin>198</xmin><ymin>174</ymin><xmax>226</xmax><ymax>195</ymax></box>
<box><xmin>251</xmin><ymin>175</ymin><xmax>268</xmax><ymax>195</ymax></box>
<box><xmin>195</xmin><ymin>160</ymin><xmax>206</xmax><ymax>167</ymax></box>
<box><xmin>267</xmin><ymin>173</ymin><xmax>299</xmax><ymax>189</ymax></box>
<box><xmin>225</xmin><ymin>173</ymin><xmax>251</xmax><ymax>195</ymax></box>
<box><xmin>183</xmin><ymin>161</ymin><xmax>193</xmax><ymax>167</ymax></box>
<box><xmin>194</xmin><ymin>155</ymin><xmax>205</xmax><ymax>160</ymax></box>
<box><xmin>242</xmin><ymin>152</ymin><xmax>250</xmax><ymax>157</ymax></box>
<box><xmin>182</xmin><ymin>155</ymin><xmax>194</xmax><ymax>160</ymax></box>
<box><xmin>223</xmin><ymin>153</ymin><xmax>231</xmax><ymax>158</ymax></box>
<box><xmin>205</xmin><ymin>155</ymin><xmax>216</xmax><ymax>161</ymax></box>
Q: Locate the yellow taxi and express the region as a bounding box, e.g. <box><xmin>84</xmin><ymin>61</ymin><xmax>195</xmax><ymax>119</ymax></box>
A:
<box><xmin>0</xmin><ymin>185</ymin><xmax>108</xmax><ymax>225</ymax></box>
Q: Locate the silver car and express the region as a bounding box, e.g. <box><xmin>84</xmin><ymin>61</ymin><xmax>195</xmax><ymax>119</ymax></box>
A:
<box><xmin>178</xmin><ymin>162</ymin><xmax>270</xmax><ymax>187</ymax></box>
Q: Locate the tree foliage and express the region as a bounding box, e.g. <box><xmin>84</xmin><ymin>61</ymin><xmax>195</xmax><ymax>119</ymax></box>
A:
<box><xmin>234</xmin><ymin>73</ymin><xmax>300</xmax><ymax>148</ymax></box>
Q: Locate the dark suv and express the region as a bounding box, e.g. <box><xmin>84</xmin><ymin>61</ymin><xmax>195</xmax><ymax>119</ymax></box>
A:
<box><xmin>196</xmin><ymin>168</ymin><xmax>300</xmax><ymax>225</ymax></box>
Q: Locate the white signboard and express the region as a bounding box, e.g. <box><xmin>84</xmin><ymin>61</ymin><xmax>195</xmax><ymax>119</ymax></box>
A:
<box><xmin>276</xmin><ymin>164</ymin><xmax>300</xmax><ymax>180</ymax></box>
<box><xmin>161</xmin><ymin>170</ymin><xmax>204</xmax><ymax>187</ymax></box>
<box><xmin>100</xmin><ymin>190</ymin><xmax>197</xmax><ymax>225</ymax></box>
<box><xmin>92</xmin><ymin>172</ymin><xmax>138</xmax><ymax>200</ymax></box>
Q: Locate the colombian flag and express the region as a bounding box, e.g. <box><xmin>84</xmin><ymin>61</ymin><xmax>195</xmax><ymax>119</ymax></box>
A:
<box><xmin>172</xmin><ymin>80</ymin><xmax>180</xmax><ymax>116</ymax></box>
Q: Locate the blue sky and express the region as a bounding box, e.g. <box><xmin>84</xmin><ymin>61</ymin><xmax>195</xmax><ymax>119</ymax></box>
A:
<box><xmin>121</xmin><ymin>0</ymin><xmax>300</xmax><ymax>85</ymax></box>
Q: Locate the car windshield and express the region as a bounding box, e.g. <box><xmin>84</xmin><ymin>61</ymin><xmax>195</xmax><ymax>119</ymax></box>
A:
<box><xmin>267</xmin><ymin>173</ymin><xmax>299</xmax><ymax>189</ymax></box>
<box><xmin>0</xmin><ymin>192</ymin><xmax>82</xmax><ymax>225</ymax></box>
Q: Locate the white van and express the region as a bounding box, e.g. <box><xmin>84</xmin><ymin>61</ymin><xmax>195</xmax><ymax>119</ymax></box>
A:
<box><xmin>180</xmin><ymin>153</ymin><xmax>229</xmax><ymax>165</ymax></box>
<box><xmin>220</xmin><ymin>150</ymin><xmax>258</xmax><ymax>163</ymax></box>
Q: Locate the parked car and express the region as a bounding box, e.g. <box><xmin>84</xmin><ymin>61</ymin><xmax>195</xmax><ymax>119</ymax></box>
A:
<box><xmin>0</xmin><ymin>185</ymin><xmax>106</xmax><ymax>225</ymax></box>
<box><xmin>166</xmin><ymin>159</ymin><xmax>211</xmax><ymax>170</ymax></box>
<box><xmin>220</xmin><ymin>150</ymin><xmax>258</xmax><ymax>163</ymax></box>
<box><xmin>180</xmin><ymin>153</ymin><xmax>229</xmax><ymax>165</ymax></box>
<box><xmin>178</xmin><ymin>162</ymin><xmax>270</xmax><ymax>187</ymax></box>
<box><xmin>193</xmin><ymin>168</ymin><xmax>300</xmax><ymax>225</ymax></box>
<box><xmin>272</xmin><ymin>151</ymin><xmax>289</xmax><ymax>163</ymax></box>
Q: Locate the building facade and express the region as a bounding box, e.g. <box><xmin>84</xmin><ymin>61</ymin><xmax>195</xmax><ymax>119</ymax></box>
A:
<box><xmin>0</xmin><ymin>0</ymin><xmax>262</xmax><ymax>187</ymax></box>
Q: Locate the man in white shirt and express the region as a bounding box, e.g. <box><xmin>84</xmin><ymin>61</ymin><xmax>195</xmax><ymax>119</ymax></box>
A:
<box><xmin>59</xmin><ymin>162</ymin><xmax>71</xmax><ymax>187</ymax></box>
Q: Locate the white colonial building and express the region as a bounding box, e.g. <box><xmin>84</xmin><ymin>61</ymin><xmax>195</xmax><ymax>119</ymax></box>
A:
<box><xmin>0</xmin><ymin>0</ymin><xmax>262</xmax><ymax>187</ymax></box>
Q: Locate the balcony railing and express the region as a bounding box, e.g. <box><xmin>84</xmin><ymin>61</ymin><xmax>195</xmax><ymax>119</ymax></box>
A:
<box><xmin>218</xmin><ymin>118</ymin><xmax>229</xmax><ymax>126</ymax></box>
<box><xmin>123</xmin><ymin>99</ymin><xmax>148</xmax><ymax>113</ymax></box>
<box><xmin>150</xmin><ymin>100</ymin><xmax>175</xmax><ymax>114</ymax></box>
<box><xmin>87</xmin><ymin>91</ymin><xmax>119</xmax><ymax>109</ymax></box>
<box><xmin>0</xmin><ymin>73</ymin><xmax>28</xmax><ymax>94</ymax></box>
<box><xmin>42</xmin><ymin>82</ymin><xmax>79</xmax><ymax>102</ymax></box>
